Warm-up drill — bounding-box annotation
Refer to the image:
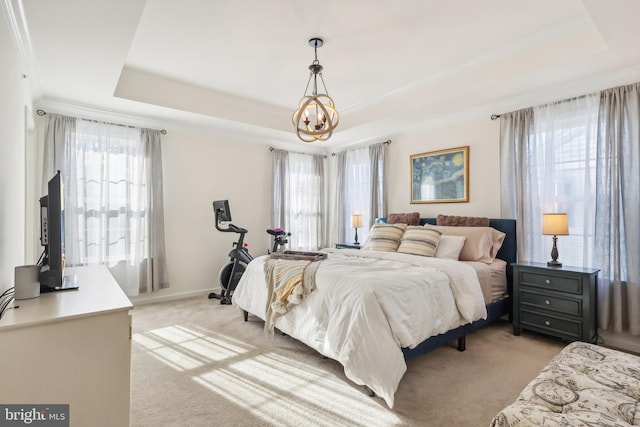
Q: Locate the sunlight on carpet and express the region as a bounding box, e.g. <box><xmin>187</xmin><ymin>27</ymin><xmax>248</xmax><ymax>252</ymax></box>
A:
<box><xmin>133</xmin><ymin>323</ymin><xmax>400</xmax><ymax>427</ymax></box>
<box><xmin>133</xmin><ymin>324</ymin><xmax>254</xmax><ymax>371</ymax></box>
<box><xmin>195</xmin><ymin>353</ymin><xmax>401</xmax><ymax>426</ymax></box>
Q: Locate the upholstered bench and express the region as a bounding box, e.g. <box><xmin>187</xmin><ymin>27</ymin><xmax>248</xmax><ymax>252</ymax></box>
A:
<box><xmin>490</xmin><ymin>341</ymin><xmax>640</xmax><ymax>426</ymax></box>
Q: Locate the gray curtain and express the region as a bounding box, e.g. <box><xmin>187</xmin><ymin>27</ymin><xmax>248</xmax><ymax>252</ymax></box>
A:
<box><xmin>141</xmin><ymin>129</ymin><xmax>169</xmax><ymax>293</ymax></box>
<box><xmin>499</xmin><ymin>108</ymin><xmax>534</xmax><ymax>261</ymax></box>
<box><xmin>333</xmin><ymin>151</ymin><xmax>347</xmax><ymax>246</ymax></box>
<box><xmin>42</xmin><ymin>114</ymin><xmax>76</xmax><ymax>194</ymax></box>
<box><xmin>368</xmin><ymin>142</ymin><xmax>387</xmax><ymax>227</ymax></box>
<box><xmin>595</xmin><ymin>83</ymin><xmax>640</xmax><ymax>335</ymax></box>
<box><xmin>271</xmin><ymin>149</ymin><xmax>288</xmax><ymax>230</ymax></box>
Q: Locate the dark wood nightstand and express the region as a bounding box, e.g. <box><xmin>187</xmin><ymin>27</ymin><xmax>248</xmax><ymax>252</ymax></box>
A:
<box><xmin>513</xmin><ymin>262</ymin><xmax>599</xmax><ymax>343</ymax></box>
<box><xmin>335</xmin><ymin>243</ymin><xmax>361</xmax><ymax>249</ymax></box>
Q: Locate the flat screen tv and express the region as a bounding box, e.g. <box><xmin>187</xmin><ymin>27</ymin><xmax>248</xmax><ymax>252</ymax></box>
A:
<box><xmin>39</xmin><ymin>171</ymin><xmax>77</xmax><ymax>291</ymax></box>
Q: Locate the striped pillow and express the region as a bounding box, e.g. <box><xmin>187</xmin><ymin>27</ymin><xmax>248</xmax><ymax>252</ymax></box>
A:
<box><xmin>363</xmin><ymin>223</ymin><xmax>407</xmax><ymax>252</ymax></box>
<box><xmin>397</xmin><ymin>226</ymin><xmax>441</xmax><ymax>257</ymax></box>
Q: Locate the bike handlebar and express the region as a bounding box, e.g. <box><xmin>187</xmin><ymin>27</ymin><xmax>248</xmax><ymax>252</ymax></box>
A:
<box><xmin>215</xmin><ymin>220</ymin><xmax>247</xmax><ymax>234</ymax></box>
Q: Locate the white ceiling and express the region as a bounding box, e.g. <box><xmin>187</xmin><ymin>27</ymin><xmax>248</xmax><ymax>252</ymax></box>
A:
<box><xmin>11</xmin><ymin>0</ymin><xmax>640</xmax><ymax>148</ymax></box>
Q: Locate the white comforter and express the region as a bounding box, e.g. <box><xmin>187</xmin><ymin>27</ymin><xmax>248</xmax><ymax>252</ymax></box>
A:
<box><xmin>232</xmin><ymin>248</ymin><xmax>487</xmax><ymax>408</ymax></box>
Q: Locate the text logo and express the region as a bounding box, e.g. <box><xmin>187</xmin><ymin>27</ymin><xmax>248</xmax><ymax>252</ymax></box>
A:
<box><xmin>0</xmin><ymin>405</ymin><xmax>68</xmax><ymax>427</ymax></box>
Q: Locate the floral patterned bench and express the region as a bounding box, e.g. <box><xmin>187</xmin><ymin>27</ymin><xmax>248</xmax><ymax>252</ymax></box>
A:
<box><xmin>490</xmin><ymin>341</ymin><xmax>640</xmax><ymax>426</ymax></box>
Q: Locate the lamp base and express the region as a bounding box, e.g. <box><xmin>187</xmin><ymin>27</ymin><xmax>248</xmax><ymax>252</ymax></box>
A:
<box><xmin>547</xmin><ymin>260</ymin><xmax>562</xmax><ymax>268</ymax></box>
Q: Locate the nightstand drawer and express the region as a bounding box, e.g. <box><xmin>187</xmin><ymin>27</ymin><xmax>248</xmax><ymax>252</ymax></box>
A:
<box><xmin>520</xmin><ymin>309</ymin><xmax>581</xmax><ymax>339</ymax></box>
<box><xmin>520</xmin><ymin>271</ymin><xmax>582</xmax><ymax>294</ymax></box>
<box><xmin>519</xmin><ymin>289</ymin><xmax>582</xmax><ymax>316</ymax></box>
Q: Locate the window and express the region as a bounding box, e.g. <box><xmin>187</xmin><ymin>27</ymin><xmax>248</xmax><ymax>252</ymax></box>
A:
<box><xmin>522</xmin><ymin>95</ymin><xmax>599</xmax><ymax>268</ymax></box>
<box><xmin>338</xmin><ymin>143</ymin><xmax>387</xmax><ymax>244</ymax></box>
<box><xmin>272</xmin><ymin>150</ymin><xmax>325</xmax><ymax>251</ymax></box>
<box><xmin>43</xmin><ymin>114</ymin><xmax>168</xmax><ymax>296</ymax></box>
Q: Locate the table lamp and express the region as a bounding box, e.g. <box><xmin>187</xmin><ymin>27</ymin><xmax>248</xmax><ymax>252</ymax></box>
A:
<box><xmin>351</xmin><ymin>214</ymin><xmax>363</xmax><ymax>245</ymax></box>
<box><xmin>542</xmin><ymin>213</ymin><xmax>568</xmax><ymax>267</ymax></box>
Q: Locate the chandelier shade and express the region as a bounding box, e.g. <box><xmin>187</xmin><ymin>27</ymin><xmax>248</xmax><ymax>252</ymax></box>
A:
<box><xmin>292</xmin><ymin>38</ymin><xmax>339</xmax><ymax>143</ymax></box>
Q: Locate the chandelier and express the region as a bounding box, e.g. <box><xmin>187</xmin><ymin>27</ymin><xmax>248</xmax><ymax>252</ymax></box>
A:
<box><xmin>292</xmin><ymin>38</ymin><xmax>339</xmax><ymax>143</ymax></box>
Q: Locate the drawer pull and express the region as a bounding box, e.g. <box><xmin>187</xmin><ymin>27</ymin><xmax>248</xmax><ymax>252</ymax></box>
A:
<box><xmin>545</xmin><ymin>279</ymin><xmax>551</xmax><ymax>284</ymax></box>
<box><xmin>545</xmin><ymin>320</ymin><xmax>551</xmax><ymax>326</ymax></box>
<box><xmin>545</xmin><ymin>300</ymin><xmax>550</xmax><ymax>305</ymax></box>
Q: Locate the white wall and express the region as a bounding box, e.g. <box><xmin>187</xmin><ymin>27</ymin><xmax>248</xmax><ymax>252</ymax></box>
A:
<box><xmin>0</xmin><ymin>16</ymin><xmax>31</xmax><ymax>292</ymax></box>
<box><xmin>386</xmin><ymin>117</ymin><xmax>502</xmax><ymax>218</ymax></box>
<box><xmin>132</xmin><ymin>129</ymin><xmax>274</xmax><ymax>303</ymax></box>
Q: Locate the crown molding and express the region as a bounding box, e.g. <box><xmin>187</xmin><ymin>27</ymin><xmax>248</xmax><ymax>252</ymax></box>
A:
<box><xmin>1</xmin><ymin>0</ymin><xmax>41</xmax><ymax>100</ymax></box>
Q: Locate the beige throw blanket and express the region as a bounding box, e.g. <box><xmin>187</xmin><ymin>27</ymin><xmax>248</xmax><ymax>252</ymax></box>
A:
<box><xmin>263</xmin><ymin>258</ymin><xmax>320</xmax><ymax>335</ymax></box>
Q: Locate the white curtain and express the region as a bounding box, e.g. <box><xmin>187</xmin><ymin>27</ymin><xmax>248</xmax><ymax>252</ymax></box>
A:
<box><xmin>43</xmin><ymin>114</ymin><xmax>169</xmax><ymax>296</ymax></box>
<box><xmin>272</xmin><ymin>149</ymin><xmax>325</xmax><ymax>251</ymax></box>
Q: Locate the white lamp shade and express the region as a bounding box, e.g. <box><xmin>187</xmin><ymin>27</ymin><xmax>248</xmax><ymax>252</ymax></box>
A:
<box><xmin>542</xmin><ymin>213</ymin><xmax>569</xmax><ymax>235</ymax></box>
<box><xmin>351</xmin><ymin>214</ymin><xmax>363</xmax><ymax>228</ymax></box>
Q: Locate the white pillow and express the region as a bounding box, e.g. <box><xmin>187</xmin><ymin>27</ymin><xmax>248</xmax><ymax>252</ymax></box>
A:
<box><xmin>435</xmin><ymin>235</ymin><xmax>466</xmax><ymax>260</ymax></box>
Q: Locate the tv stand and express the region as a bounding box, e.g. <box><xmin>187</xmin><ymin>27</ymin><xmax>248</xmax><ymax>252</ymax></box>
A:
<box><xmin>40</xmin><ymin>273</ymin><xmax>80</xmax><ymax>293</ymax></box>
<box><xmin>0</xmin><ymin>265</ymin><xmax>132</xmax><ymax>426</ymax></box>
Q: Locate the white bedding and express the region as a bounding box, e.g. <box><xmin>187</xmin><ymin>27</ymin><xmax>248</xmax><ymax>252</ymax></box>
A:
<box><xmin>232</xmin><ymin>248</ymin><xmax>487</xmax><ymax>408</ymax></box>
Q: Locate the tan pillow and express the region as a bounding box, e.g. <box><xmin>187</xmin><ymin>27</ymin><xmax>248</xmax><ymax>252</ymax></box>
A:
<box><xmin>363</xmin><ymin>223</ymin><xmax>407</xmax><ymax>252</ymax></box>
<box><xmin>387</xmin><ymin>212</ymin><xmax>421</xmax><ymax>226</ymax></box>
<box><xmin>397</xmin><ymin>226</ymin><xmax>441</xmax><ymax>257</ymax></box>
<box><xmin>426</xmin><ymin>225</ymin><xmax>505</xmax><ymax>263</ymax></box>
<box><xmin>436</xmin><ymin>214</ymin><xmax>490</xmax><ymax>227</ymax></box>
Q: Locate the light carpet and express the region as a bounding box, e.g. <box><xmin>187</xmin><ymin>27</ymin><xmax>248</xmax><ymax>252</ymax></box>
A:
<box><xmin>130</xmin><ymin>296</ymin><xmax>565</xmax><ymax>427</ymax></box>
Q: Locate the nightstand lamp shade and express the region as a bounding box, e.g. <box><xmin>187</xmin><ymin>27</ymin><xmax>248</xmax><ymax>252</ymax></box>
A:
<box><xmin>542</xmin><ymin>213</ymin><xmax>569</xmax><ymax>267</ymax></box>
<box><xmin>351</xmin><ymin>214</ymin><xmax>363</xmax><ymax>245</ymax></box>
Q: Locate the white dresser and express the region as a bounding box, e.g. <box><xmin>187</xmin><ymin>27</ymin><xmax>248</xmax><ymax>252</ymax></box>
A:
<box><xmin>0</xmin><ymin>265</ymin><xmax>133</xmax><ymax>427</ymax></box>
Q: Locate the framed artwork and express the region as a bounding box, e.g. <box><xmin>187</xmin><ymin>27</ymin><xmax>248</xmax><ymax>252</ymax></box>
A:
<box><xmin>410</xmin><ymin>146</ymin><xmax>469</xmax><ymax>203</ymax></box>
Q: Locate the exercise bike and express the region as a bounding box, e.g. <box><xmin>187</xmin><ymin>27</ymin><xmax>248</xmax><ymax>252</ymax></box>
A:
<box><xmin>208</xmin><ymin>200</ymin><xmax>253</xmax><ymax>305</ymax></box>
<box><xmin>267</xmin><ymin>227</ymin><xmax>291</xmax><ymax>253</ymax></box>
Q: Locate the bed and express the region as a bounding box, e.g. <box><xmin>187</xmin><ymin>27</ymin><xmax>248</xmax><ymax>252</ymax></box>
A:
<box><xmin>232</xmin><ymin>217</ymin><xmax>516</xmax><ymax>408</ymax></box>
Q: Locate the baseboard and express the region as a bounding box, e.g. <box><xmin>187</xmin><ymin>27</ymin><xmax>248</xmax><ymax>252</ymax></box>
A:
<box><xmin>130</xmin><ymin>288</ymin><xmax>211</xmax><ymax>306</ymax></box>
<box><xmin>599</xmin><ymin>329</ymin><xmax>640</xmax><ymax>355</ymax></box>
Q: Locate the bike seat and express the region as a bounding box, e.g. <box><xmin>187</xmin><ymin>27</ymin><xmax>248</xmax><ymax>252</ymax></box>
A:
<box><xmin>267</xmin><ymin>228</ymin><xmax>285</xmax><ymax>236</ymax></box>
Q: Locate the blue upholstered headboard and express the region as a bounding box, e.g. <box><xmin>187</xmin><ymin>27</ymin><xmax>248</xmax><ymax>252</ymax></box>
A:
<box><xmin>376</xmin><ymin>217</ymin><xmax>517</xmax><ymax>291</ymax></box>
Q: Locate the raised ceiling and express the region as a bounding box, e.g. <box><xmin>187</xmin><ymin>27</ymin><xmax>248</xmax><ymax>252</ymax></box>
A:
<box><xmin>12</xmin><ymin>0</ymin><xmax>640</xmax><ymax>147</ymax></box>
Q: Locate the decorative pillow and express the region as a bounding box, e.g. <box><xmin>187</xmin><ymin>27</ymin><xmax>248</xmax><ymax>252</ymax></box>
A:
<box><xmin>436</xmin><ymin>214</ymin><xmax>490</xmax><ymax>227</ymax></box>
<box><xmin>363</xmin><ymin>223</ymin><xmax>407</xmax><ymax>252</ymax></box>
<box><xmin>427</xmin><ymin>225</ymin><xmax>505</xmax><ymax>263</ymax></box>
<box><xmin>397</xmin><ymin>226</ymin><xmax>441</xmax><ymax>257</ymax></box>
<box><xmin>387</xmin><ymin>212</ymin><xmax>421</xmax><ymax>226</ymax></box>
<box><xmin>434</xmin><ymin>235</ymin><xmax>466</xmax><ymax>260</ymax></box>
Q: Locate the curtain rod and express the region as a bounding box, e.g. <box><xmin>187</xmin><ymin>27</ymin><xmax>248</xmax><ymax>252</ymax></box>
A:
<box><xmin>35</xmin><ymin>109</ymin><xmax>168</xmax><ymax>135</ymax></box>
<box><xmin>268</xmin><ymin>146</ymin><xmax>327</xmax><ymax>159</ymax></box>
<box><xmin>330</xmin><ymin>139</ymin><xmax>391</xmax><ymax>157</ymax></box>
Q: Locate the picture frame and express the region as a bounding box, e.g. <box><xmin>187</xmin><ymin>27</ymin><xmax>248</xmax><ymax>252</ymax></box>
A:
<box><xmin>410</xmin><ymin>146</ymin><xmax>469</xmax><ymax>204</ymax></box>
